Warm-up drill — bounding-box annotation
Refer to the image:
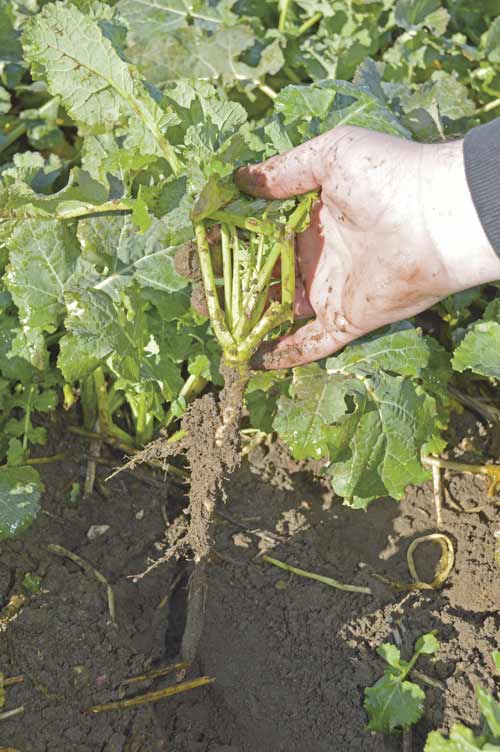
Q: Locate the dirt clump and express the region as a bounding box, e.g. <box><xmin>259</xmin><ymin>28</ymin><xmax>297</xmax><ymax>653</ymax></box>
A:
<box><xmin>123</xmin><ymin>363</ymin><xmax>248</xmax><ymax>663</ymax></box>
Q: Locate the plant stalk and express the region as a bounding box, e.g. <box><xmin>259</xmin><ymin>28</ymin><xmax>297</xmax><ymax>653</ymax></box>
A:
<box><xmin>194</xmin><ymin>223</ymin><xmax>234</xmax><ymax>352</ymax></box>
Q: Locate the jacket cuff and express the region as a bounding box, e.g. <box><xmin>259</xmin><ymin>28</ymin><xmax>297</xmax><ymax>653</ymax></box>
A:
<box><xmin>463</xmin><ymin>119</ymin><xmax>500</xmax><ymax>257</ymax></box>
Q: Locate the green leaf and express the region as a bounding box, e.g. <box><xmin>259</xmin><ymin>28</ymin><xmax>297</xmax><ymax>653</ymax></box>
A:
<box><xmin>5</xmin><ymin>219</ymin><xmax>86</xmax><ymax>331</ymax></box>
<box><xmin>273</xmin><ymin>328</ymin><xmax>444</xmax><ymax>506</ymax></box>
<box><xmin>58</xmin><ymin>288</ymin><xmax>146</xmax><ymax>382</ymax></box>
<box><xmin>398</xmin><ymin>72</ymin><xmax>476</xmax><ymax>128</ymax></box>
<box><xmin>0</xmin><ymin>465</ymin><xmax>43</xmax><ymax>540</ymax></box>
<box><xmin>452</xmin><ymin>321</ymin><xmax>500</xmax><ymax>378</ymax></box>
<box><xmin>325</xmin><ymin>372</ymin><xmax>434</xmax><ymax>507</ymax></box>
<box><xmin>0</xmin><ymin>315</ymin><xmax>47</xmax><ymax>380</ymax></box>
<box><xmin>377</xmin><ymin>643</ymin><xmax>405</xmax><ymax>671</ymax></box>
<box><xmin>476</xmin><ymin>686</ymin><xmax>500</xmax><ymax>739</ymax></box>
<box><xmin>484</xmin><ymin>16</ymin><xmax>500</xmax><ymax>64</ymax></box>
<box><xmin>246</xmin><ymin>370</ymin><xmax>290</xmax><ymax>434</ymax></box>
<box><xmin>275</xmin><ymin>80</ymin><xmax>411</xmax><ymax>140</ymax></box>
<box><xmin>365</xmin><ymin>674</ymin><xmax>426</xmax><ymax>733</ymax></box>
<box><xmin>22</xmin><ymin>3</ymin><xmax>181</xmax><ymax>172</ymax></box>
<box><xmin>327</xmin><ymin>327</ymin><xmax>430</xmax><ymax>377</ymax></box>
<box><xmin>0</xmin><ymin>0</ymin><xmax>23</xmax><ymax>67</ymax></box>
<box><xmin>365</xmin><ymin>633</ymin><xmax>439</xmax><ymax>734</ymax></box>
<box><xmin>415</xmin><ymin>632</ymin><xmax>439</xmax><ymax>655</ymax></box>
<box><xmin>425</xmin><ymin>725</ymin><xmax>491</xmax><ymax>750</ymax></box>
<box><xmin>273</xmin><ymin>364</ymin><xmax>351</xmax><ymax>460</ymax></box>
<box><xmin>492</xmin><ymin>652</ymin><xmax>500</xmax><ymax>673</ymax></box>
<box><xmin>395</xmin><ymin>0</ymin><xmax>447</xmax><ymax>32</ymax></box>
<box><xmin>77</xmin><ymin>215</ymin><xmax>189</xmax><ymax>300</ymax></box>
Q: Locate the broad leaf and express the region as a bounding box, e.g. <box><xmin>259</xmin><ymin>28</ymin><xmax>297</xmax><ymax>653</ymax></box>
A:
<box><xmin>452</xmin><ymin>322</ymin><xmax>500</xmax><ymax>378</ymax></box>
<box><xmin>22</xmin><ymin>3</ymin><xmax>180</xmax><ymax>168</ymax></box>
<box><xmin>365</xmin><ymin>633</ymin><xmax>439</xmax><ymax>733</ymax></box>
<box><xmin>273</xmin><ymin>364</ymin><xmax>352</xmax><ymax>460</ymax></box>
<box><xmin>5</xmin><ymin>219</ymin><xmax>85</xmax><ymax>331</ymax></box>
<box><xmin>77</xmin><ymin>215</ymin><xmax>189</xmax><ymax>300</ymax></box>
<box><xmin>0</xmin><ymin>465</ymin><xmax>43</xmax><ymax>540</ymax></box>
<box><xmin>365</xmin><ymin>674</ymin><xmax>426</xmax><ymax>733</ymax></box>
<box><xmin>59</xmin><ymin>288</ymin><xmax>146</xmax><ymax>382</ymax></box>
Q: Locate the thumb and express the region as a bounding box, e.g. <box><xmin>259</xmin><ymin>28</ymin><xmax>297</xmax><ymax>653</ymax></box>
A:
<box><xmin>251</xmin><ymin>319</ymin><xmax>345</xmax><ymax>370</ymax></box>
<box><xmin>235</xmin><ymin>132</ymin><xmax>330</xmax><ymax>199</ymax></box>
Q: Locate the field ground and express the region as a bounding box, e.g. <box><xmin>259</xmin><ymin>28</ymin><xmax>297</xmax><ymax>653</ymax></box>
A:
<box><xmin>0</xmin><ymin>408</ymin><xmax>499</xmax><ymax>752</ymax></box>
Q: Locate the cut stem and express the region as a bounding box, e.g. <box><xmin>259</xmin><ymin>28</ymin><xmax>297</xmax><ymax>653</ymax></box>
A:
<box><xmin>263</xmin><ymin>555</ymin><xmax>372</xmax><ymax>594</ymax></box>
<box><xmin>431</xmin><ymin>463</ymin><xmax>443</xmax><ymax>528</ymax></box>
<box><xmin>0</xmin><ymin>707</ymin><xmax>24</xmax><ymax>722</ymax></box>
<box><xmin>122</xmin><ymin>663</ymin><xmax>190</xmax><ymax>686</ymax></box>
<box><xmin>85</xmin><ymin>676</ymin><xmax>215</xmax><ymax>713</ymax></box>
<box><xmin>422</xmin><ymin>455</ymin><xmax>500</xmax><ymax>496</ymax></box>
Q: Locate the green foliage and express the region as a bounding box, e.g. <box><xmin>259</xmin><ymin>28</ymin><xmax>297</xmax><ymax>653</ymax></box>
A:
<box><xmin>425</xmin><ymin>682</ymin><xmax>500</xmax><ymax>750</ymax></box>
<box><xmin>0</xmin><ymin>465</ymin><xmax>43</xmax><ymax>540</ymax></box>
<box><xmin>275</xmin><ymin>327</ymin><xmax>450</xmax><ymax>508</ymax></box>
<box><xmin>452</xmin><ymin>300</ymin><xmax>500</xmax><ymax>378</ymax></box>
<box><xmin>0</xmin><ymin>0</ymin><xmax>498</xmax><ymax>536</ymax></box>
<box><xmin>365</xmin><ymin>632</ymin><xmax>439</xmax><ymax>734</ymax></box>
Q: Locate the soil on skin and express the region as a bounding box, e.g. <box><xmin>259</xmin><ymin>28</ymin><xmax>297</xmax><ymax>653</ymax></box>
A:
<box><xmin>1</xmin><ymin>411</ymin><xmax>499</xmax><ymax>751</ymax></box>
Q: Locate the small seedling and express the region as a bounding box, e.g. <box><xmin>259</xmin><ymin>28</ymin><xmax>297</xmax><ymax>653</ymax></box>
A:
<box><xmin>364</xmin><ymin>632</ymin><xmax>439</xmax><ymax>734</ymax></box>
<box><xmin>425</xmin><ymin>654</ymin><xmax>500</xmax><ymax>750</ymax></box>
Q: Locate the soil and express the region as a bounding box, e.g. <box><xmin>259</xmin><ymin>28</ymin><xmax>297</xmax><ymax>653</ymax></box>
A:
<box><xmin>1</xmin><ymin>410</ymin><xmax>499</xmax><ymax>752</ymax></box>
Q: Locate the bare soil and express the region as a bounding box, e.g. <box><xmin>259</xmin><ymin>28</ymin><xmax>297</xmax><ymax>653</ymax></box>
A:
<box><xmin>0</xmin><ymin>411</ymin><xmax>499</xmax><ymax>751</ymax></box>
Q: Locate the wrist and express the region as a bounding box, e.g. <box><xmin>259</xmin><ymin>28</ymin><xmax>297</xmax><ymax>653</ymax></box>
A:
<box><xmin>420</xmin><ymin>139</ymin><xmax>500</xmax><ymax>291</ymax></box>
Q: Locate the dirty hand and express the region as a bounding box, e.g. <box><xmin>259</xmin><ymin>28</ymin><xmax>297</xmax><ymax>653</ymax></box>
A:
<box><xmin>236</xmin><ymin>125</ymin><xmax>500</xmax><ymax>369</ymax></box>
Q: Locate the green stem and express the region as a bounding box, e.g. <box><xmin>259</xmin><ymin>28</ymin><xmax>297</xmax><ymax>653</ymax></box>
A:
<box><xmin>245</xmin><ymin>284</ymin><xmax>270</xmax><ymax>337</ymax></box>
<box><xmin>256</xmin><ymin>234</ymin><xmax>265</xmax><ymax>271</ymax></box>
<box><xmin>134</xmin><ymin>392</ymin><xmax>147</xmax><ymax>445</ymax></box>
<box><xmin>236</xmin><ymin>302</ymin><xmax>292</xmax><ymax>363</ymax></box>
<box><xmin>476</xmin><ymin>97</ymin><xmax>500</xmax><ymax>114</ymax></box>
<box><xmin>231</xmin><ymin>225</ymin><xmax>242</xmax><ymax>330</ymax></box>
<box><xmin>278</xmin><ymin>0</ymin><xmax>291</xmax><ymax>31</ymax></box>
<box><xmin>81</xmin><ymin>375</ymin><xmax>98</xmax><ymax>431</ymax></box>
<box><xmin>25</xmin><ymin>453</ymin><xmax>65</xmax><ymax>465</ymax></box>
<box><xmin>0</xmin><ymin>121</ymin><xmax>27</xmax><ymax>155</ymax></box>
<box><xmin>280</xmin><ymin>232</ymin><xmax>295</xmax><ymax>308</ymax></box>
<box><xmin>422</xmin><ymin>455</ymin><xmax>500</xmax><ymax>476</ymax></box>
<box><xmin>0</xmin><ymin>453</ymin><xmax>65</xmax><ymax>469</ymax></box>
<box><xmin>208</xmin><ymin>211</ymin><xmax>275</xmax><ymax>237</ymax></box>
<box><xmin>194</xmin><ymin>223</ymin><xmax>234</xmax><ymax>351</ymax></box>
<box><xmin>263</xmin><ymin>555</ymin><xmax>372</xmax><ymax>594</ymax></box>
<box><xmin>286</xmin><ymin>190</ymin><xmax>318</xmax><ymax>232</ymax></box>
<box><xmin>233</xmin><ymin>237</ymin><xmax>281</xmax><ymax>341</ymax></box>
<box><xmin>0</xmin><ymin>98</ymin><xmax>60</xmax><ymax>156</ymax></box>
<box><xmin>68</xmin><ymin>425</ymin><xmax>135</xmax><ymax>454</ymax></box>
<box><xmin>257</xmin><ymin>82</ymin><xmax>278</xmax><ymax>100</ymax></box>
<box><xmin>0</xmin><ymin>200</ymin><xmax>133</xmax><ymax>222</ymax></box>
<box><xmin>297</xmin><ymin>10</ymin><xmax>322</xmax><ymax>35</ymax></box>
<box><xmin>22</xmin><ymin>385</ymin><xmax>36</xmax><ymax>452</ymax></box>
<box><xmin>283</xmin><ymin>64</ymin><xmax>302</xmax><ymax>84</ymax></box>
<box><xmin>221</xmin><ymin>223</ymin><xmax>233</xmax><ymax>328</ymax></box>
<box><xmin>163</xmin><ymin>374</ymin><xmax>207</xmax><ymax>428</ymax></box>
<box><xmin>93</xmin><ymin>367</ymin><xmax>111</xmax><ymax>436</ymax></box>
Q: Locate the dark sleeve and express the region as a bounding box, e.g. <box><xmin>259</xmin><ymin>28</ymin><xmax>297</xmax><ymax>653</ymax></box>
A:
<box><xmin>463</xmin><ymin>118</ymin><xmax>500</xmax><ymax>257</ymax></box>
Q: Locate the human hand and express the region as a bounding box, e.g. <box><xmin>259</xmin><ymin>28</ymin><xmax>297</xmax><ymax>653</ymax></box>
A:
<box><xmin>236</xmin><ymin>125</ymin><xmax>500</xmax><ymax>369</ymax></box>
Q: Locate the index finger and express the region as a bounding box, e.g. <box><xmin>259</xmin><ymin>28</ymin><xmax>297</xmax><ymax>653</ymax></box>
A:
<box><xmin>235</xmin><ymin>131</ymin><xmax>332</xmax><ymax>199</ymax></box>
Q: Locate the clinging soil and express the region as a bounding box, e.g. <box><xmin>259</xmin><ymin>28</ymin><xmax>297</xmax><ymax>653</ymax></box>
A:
<box><xmin>0</xmin><ymin>412</ymin><xmax>499</xmax><ymax>751</ymax></box>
